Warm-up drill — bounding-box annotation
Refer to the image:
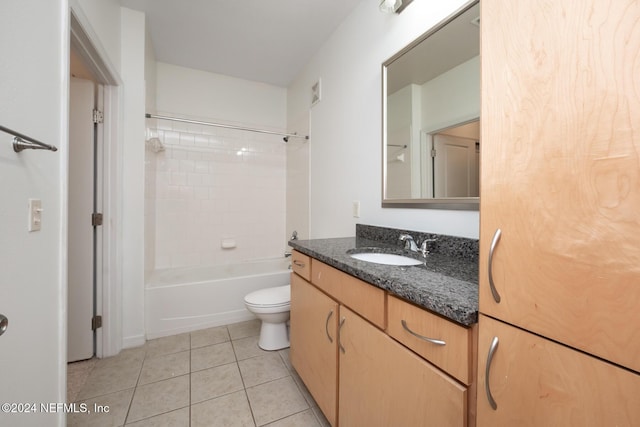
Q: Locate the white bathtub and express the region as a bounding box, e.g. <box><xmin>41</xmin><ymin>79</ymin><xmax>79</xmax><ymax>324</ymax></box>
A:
<box><xmin>145</xmin><ymin>258</ymin><xmax>291</xmax><ymax>339</ymax></box>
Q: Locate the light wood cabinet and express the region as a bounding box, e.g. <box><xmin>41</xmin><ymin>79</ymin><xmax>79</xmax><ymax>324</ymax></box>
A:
<box><xmin>339</xmin><ymin>305</ymin><xmax>467</xmax><ymax>427</ymax></box>
<box><xmin>290</xmin><ymin>273</ymin><xmax>338</xmax><ymax>426</ymax></box>
<box><xmin>313</xmin><ymin>260</ymin><xmax>386</xmax><ymax>329</ymax></box>
<box><xmin>477</xmin><ymin>315</ymin><xmax>640</xmax><ymax>426</ymax></box>
<box><xmin>291</xmin><ymin>250</ymin><xmax>311</xmax><ymax>281</ymax></box>
<box><xmin>290</xmin><ymin>251</ymin><xmax>475</xmax><ymax>426</ymax></box>
<box><xmin>387</xmin><ymin>295</ymin><xmax>474</xmax><ymax>385</ymax></box>
<box><xmin>480</xmin><ymin>0</ymin><xmax>640</xmax><ymax>373</ymax></box>
<box><xmin>478</xmin><ymin>0</ymin><xmax>640</xmax><ymax>424</ymax></box>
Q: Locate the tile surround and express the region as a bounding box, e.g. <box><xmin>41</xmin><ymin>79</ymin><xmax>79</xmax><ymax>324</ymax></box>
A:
<box><xmin>67</xmin><ymin>319</ymin><xmax>329</xmax><ymax>426</ymax></box>
<box><xmin>144</xmin><ymin>118</ymin><xmax>287</xmax><ymax>270</ymax></box>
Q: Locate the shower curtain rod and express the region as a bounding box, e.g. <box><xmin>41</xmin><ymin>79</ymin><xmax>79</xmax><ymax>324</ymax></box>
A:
<box><xmin>145</xmin><ymin>114</ymin><xmax>309</xmax><ymax>142</ymax></box>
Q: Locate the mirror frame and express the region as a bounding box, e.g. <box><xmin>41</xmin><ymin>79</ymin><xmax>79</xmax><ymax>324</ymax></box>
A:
<box><xmin>381</xmin><ymin>0</ymin><xmax>479</xmax><ymax>210</ymax></box>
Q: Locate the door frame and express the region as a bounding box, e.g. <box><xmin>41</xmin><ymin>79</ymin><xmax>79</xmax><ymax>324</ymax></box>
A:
<box><xmin>70</xmin><ymin>7</ymin><xmax>123</xmax><ymax>358</ymax></box>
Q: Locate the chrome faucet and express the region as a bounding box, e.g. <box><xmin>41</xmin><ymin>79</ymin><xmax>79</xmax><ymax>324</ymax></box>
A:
<box><xmin>419</xmin><ymin>239</ymin><xmax>437</xmax><ymax>258</ymax></box>
<box><xmin>400</xmin><ymin>234</ymin><xmax>437</xmax><ymax>260</ymax></box>
<box><xmin>399</xmin><ymin>234</ymin><xmax>418</xmax><ymax>252</ymax></box>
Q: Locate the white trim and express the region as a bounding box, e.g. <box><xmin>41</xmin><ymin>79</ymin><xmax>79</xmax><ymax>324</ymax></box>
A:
<box><xmin>58</xmin><ymin>3</ymin><xmax>71</xmax><ymax>425</ymax></box>
<box><xmin>122</xmin><ymin>334</ymin><xmax>146</xmax><ymax>349</ymax></box>
<box><xmin>69</xmin><ymin>3</ymin><xmax>123</xmax><ymax>358</ymax></box>
<box><xmin>101</xmin><ymin>84</ymin><xmax>124</xmax><ymax>357</ymax></box>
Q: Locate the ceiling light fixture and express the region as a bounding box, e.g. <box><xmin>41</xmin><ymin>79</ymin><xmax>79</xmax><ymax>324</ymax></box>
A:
<box><xmin>379</xmin><ymin>0</ymin><xmax>413</xmax><ymax>14</ymax></box>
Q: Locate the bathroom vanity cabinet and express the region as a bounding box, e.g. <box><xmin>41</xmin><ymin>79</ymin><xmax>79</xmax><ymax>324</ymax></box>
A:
<box><xmin>290</xmin><ymin>250</ymin><xmax>475</xmax><ymax>427</ymax></box>
<box><xmin>477</xmin><ymin>0</ymin><xmax>640</xmax><ymax>424</ymax></box>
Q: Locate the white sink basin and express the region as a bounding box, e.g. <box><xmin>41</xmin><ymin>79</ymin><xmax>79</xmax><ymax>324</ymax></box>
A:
<box><xmin>349</xmin><ymin>252</ymin><xmax>423</xmax><ymax>266</ymax></box>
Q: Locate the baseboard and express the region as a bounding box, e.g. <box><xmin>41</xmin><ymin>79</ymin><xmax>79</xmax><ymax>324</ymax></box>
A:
<box><xmin>122</xmin><ymin>334</ymin><xmax>146</xmax><ymax>349</ymax></box>
<box><xmin>145</xmin><ymin>310</ymin><xmax>256</xmax><ymax>340</ymax></box>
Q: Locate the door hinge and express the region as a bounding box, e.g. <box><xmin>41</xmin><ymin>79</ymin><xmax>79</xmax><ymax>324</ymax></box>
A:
<box><xmin>91</xmin><ymin>315</ymin><xmax>102</xmax><ymax>331</ymax></box>
<box><xmin>92</xmin><ymin>212</ymin><xmax>103</xmax><ymax>227</ymax></box>
<box><xmin>431</xmin><ymin>148</ymin><xmax>437</xmax><ymax>158</ymax></box>
<box><xmin>92</xmin><ymin>109</ymin><xmax>104</xmax><ymax>124</ymax></box>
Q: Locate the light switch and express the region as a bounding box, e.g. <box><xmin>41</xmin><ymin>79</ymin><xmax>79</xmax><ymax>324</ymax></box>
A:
<box><xmin>28</xmin><ymin>199</ymin><xmax>42</xmax><ymax>232</ymax></box>
<box><xmin>353</xmin><ymin>201</ymin><xmax>361</xmax><ymax>218</ymax></box>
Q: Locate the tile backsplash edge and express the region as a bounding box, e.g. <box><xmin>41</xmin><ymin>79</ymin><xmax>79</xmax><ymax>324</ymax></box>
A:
<box><xmin>356</xmin><ymin>224</ymin><xmax>478</xmax><ymax>262</ymax></box>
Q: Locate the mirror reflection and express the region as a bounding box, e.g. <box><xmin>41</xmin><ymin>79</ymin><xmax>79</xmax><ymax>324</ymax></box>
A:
<box><xmin>382</xmin><ymin>1</ymin><xmax>479</xmax><ymax>209</ymax></box>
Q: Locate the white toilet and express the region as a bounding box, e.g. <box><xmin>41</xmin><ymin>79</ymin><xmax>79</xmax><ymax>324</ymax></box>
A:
<box><xmin>244</xmin><ymin>284</ymin><xmax>291</xmax><ymax>350</ymax></box>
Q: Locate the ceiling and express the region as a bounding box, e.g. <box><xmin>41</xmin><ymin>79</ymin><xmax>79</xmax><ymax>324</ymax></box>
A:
<box><xmin>120</xmin><ymin>0</ymin><xmax>362</xmax><ymax>88</ymax></box>
<box><xmin>386</xmin><ymin>2</ymin><xmax>479</xmax><ymax>94</ymax></box>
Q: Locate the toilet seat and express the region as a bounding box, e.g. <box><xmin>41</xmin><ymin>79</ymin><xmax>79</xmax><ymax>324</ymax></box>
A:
<box><xmin>244</xmin><ymin>284</ymin><xmax>290</xmax><ymax>308</ymax></box>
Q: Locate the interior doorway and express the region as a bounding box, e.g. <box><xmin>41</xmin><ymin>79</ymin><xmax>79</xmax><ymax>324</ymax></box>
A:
<box><xmin>68</xmin><ymin>8</ymin><xmax>122</xmax><ymax>360</ymax></box>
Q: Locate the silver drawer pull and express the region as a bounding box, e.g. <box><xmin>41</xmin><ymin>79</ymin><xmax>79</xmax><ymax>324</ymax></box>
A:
<box><xmin>338</xmin><ymin>317</ymin><xmax>346</xmax><ymax>353</ymax></box>
<box><xmin>401</xmin><ymin>320</ymin><xmax>446</xmax><ymax>346</ymax></box>
<box><xmin>293</xmin><ymin>260</ymin><xmax>305</xmax><ymax>268</ymax></box>
<box><xmin>0</xmin><ymin>314</ymin><xmax>7</xmax><ymax>336</ymax></box>
<box><xmin>488</xmin><ymin>228</ymin><xmax>502</xmax><ymax>303</ymax></box>
<box><xmin>485</xmin><ymin>336</ymin><xmax>499</xmax><ymax>410</ymax></box>
<box><xmin>325</xmin><ymin>310</ymin><xmax>334</xmax><ymax>343</ymax></box>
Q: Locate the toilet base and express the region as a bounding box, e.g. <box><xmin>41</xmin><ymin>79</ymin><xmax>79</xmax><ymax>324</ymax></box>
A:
<box><xmin>258</xmin><ymin>321</ymin><xmax>290</xmax><ymax>351</ymax></box>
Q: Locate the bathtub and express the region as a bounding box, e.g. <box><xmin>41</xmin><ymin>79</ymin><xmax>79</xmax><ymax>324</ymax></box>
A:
<box><xmin>145</xmin><ymin>258</ymin><xmax>291</xmax><ymax>339</ymax></box>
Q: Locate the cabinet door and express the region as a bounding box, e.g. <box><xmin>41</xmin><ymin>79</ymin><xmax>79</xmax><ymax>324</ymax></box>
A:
<box><xmin>290</xmin><ymin>274</ymin><xmax>338</xmax><ymax>426</ymax></box>
<box><xmin>339</xmin><ymin>306</ymin><xmax>467</xmax><ymax>427</ymax></box>
<box><xmin>477</xmin><ymin>315</ymin><xmax>640</xmax><ymax>426</ymax></box>
<box><xmin>480</xmin><ymin>0</ymin><xmax>640</xmax><ymax>372</ymax></box>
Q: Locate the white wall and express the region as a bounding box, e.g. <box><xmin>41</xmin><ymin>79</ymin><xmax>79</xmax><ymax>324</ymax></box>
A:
<box><xmin>386</xmin><ymin>84</ymin><xmax>418</xmax><ymax>199</ymax></box>
<box><xmin>287</xmin><ymin>0</ymin><xmax>479</xmax><ymax>239</ymax></box>
<box><xmin>156</xmin><ymin>63</ymin><xmax>287</xmax><ymax>129</ymax></box>
<box><xmin>144</xmin><ymin>28</ymin><xmax>158</xmax><ymax>277</ymax></box>
<box><xmin>422</xmin><ymin>56</ymin><xmax>480</xmax><ymax>133</ymax></box>
<box><xmin>0</xmin><ymin>1</ymin><xmax>68</xmax><ymax>425</ymax></box>
<box><xmin>74</xmin><ymin>0</ymin><xmax>122</xmax><ymax>72</ymax></box>
<box><xmin>120</xmin><ymin>7</ymin><xmax>147</xmax><ymax>348</ymax></box>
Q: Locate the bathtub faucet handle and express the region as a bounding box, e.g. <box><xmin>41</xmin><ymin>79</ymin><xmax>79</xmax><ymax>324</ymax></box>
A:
<box><xmin>284</xmin><ymin>252</ymin><xmax>292</xmax><ymax>258</ymax></box>
<box><xmin>290</xmin><ymin>231</ymin><xmax>298</xmax><ymax>240</ymax></box>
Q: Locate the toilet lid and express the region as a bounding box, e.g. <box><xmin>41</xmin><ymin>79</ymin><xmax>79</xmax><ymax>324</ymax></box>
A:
<box><xmin>244</xmin><ymin>284</ymin><xmax>290</xmax><ymax>306</ymax></box>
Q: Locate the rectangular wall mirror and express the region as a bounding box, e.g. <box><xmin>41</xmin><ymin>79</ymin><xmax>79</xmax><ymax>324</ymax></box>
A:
<box><xmin>382</xmin><ymin>0</ymin><xmax>480</xmax><ymax>210</ymax></box>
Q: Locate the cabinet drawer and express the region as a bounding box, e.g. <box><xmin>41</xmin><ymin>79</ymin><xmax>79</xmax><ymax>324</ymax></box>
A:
<box><xmin>291</xmin><ymin>250</ymin><xmax>311</xmax><ymax>281</ymax></box>
<box><xmin>387</xmin><ymin>295</ymin><xmax>472</xmax><ymax>385</ymax></box>
<box><xmin>313</xmin><ymin>260</ymin><xmax>386</xmax><ymax>330</ymax></box>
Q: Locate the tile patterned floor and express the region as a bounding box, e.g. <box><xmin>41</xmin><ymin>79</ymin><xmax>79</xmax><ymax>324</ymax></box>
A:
<box><xmin>67</xmin><ymin>319</ymin><xmax>330</xmax><ymax>427</ymax></box>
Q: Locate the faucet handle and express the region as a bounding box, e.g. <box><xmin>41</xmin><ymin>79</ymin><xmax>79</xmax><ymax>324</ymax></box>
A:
<box><xmin>418</xmin><ymin>238</ymin><xmax>437</xmax><ymax>256</ymax></box>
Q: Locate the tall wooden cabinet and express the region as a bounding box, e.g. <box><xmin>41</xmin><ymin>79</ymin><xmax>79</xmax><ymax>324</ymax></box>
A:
<box><xmin>478</xmin><ymin>0</ymin><xmax>640</xmax><ymax>424</ymax></box>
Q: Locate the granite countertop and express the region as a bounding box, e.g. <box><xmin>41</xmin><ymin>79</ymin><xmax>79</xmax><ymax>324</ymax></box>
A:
<box><xmin>288</xmin><ymin>236</ymin><xmax>479</xmax><ymax>326</ymax></box>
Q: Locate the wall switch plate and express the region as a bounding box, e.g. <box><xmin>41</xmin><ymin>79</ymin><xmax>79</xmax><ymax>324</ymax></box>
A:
<box><xmin>28</xmin><ymin>199</ymin><xmax>42</xmax><ymax>232</ymax></box>
<box><xmin>353</xmin><ymin>201</ymin><xmax>360</xmax><ymax>218</ymax></box>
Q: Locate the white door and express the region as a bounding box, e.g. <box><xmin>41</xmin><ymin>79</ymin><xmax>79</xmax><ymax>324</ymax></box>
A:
<box><xmin>433</xmin><ymin>134</ymin><xmax>479</xmax><ymax>198</ymax></box>
<box><xmin>68</xmin><ymin>77</ymin><xmax>95</xmax><ymax>362</ymax></box>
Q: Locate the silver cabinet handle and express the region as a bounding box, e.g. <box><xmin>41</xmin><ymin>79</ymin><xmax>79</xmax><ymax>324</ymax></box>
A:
<box><xmin>338</xmin><ymin>317</ymin><xmax>346</xmax><ymax>354</ymax></box>
<box><xmin>485</xmin><ymin>336</ymin><xmax>499</xmax><ymax>410</ymax></box>
<box><xmin>293</xmin><ymin>260</ymin><xmax>305</xmax><ymax>268</ymax></box>
<box><xmin>401</xmin><ymin>320</ymin><xmax>446</xmax><ymax>346</ymax></box>
<box><xmin>325</xmin><ymin>310</ymin><xmax>334</xmax><ymax>343</ymax></box>
<box><xmin>0</xmin><ymin>314</ymin><xmax>7</xmax><ymax>336</ymax></box>
<box><xmin>488</xmin><ymin>228</ymin><xmax>502</xmax><ymax>303</ymax></box>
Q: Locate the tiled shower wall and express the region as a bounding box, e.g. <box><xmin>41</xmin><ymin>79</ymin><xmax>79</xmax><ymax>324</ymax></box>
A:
<box><xmin>145</xmin><ymin>120</ymin><xmax>287</xmax><ymax>270</ymax></box>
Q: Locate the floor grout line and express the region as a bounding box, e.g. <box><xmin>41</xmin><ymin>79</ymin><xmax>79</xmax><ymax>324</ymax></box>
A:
<box><xmin>68</xmin><ymin>320</ymin><xmax>326</xmax><ymax>427</ymax></box>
